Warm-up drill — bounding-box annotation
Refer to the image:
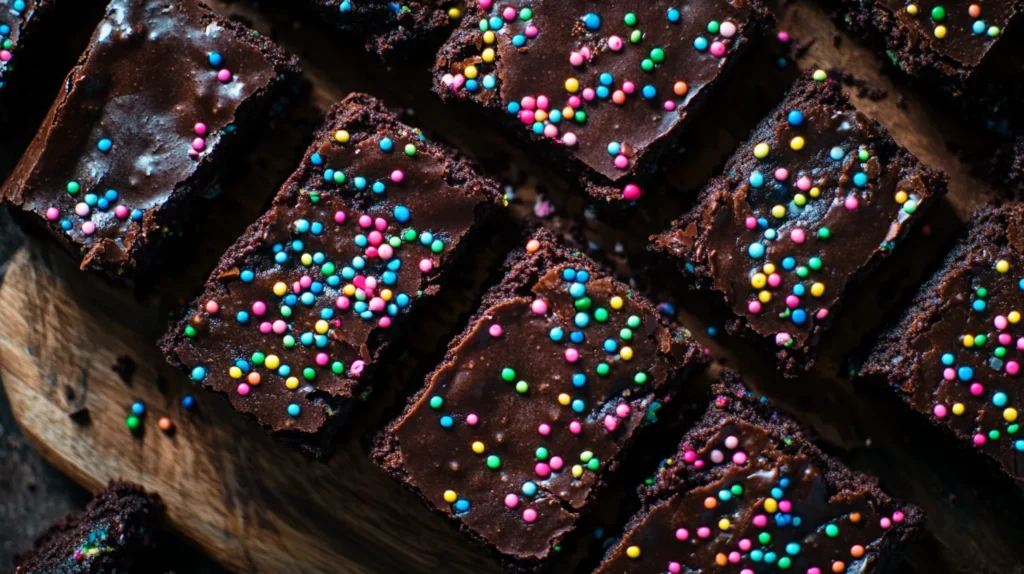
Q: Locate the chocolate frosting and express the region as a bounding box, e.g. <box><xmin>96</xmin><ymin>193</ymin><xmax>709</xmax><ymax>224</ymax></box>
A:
<box><xmin>877</xmin><ymin>0</ymin><xmax>1017</xmax><ymax>68</ymax></box>
<box><xmin>597</xmin><ymin>420</ymin><xmax>903</xmax><ymax>573</ymax></box>
<box><xmin>166</xmin><ymin>97</ymin><xmax>499</xmax><ymax>443</ymax></box>
<box><xmin>391</xmin><ymin>264</ymin><xmax>684</xmax><ymax>561</ymax></box>
<box><xmin>1</xmin><ymin>0</ymin><xmax>281</xmax><ymax>272</ymax></box>
<box><xmin>0</xmin><ymin>0</ymin><xmax>44</xmax><ymax>86</ymax></box>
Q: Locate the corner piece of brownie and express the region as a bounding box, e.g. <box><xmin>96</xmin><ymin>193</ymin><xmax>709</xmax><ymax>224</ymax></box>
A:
<box><xmin>373</xmin><ymin>229</ymin><xmax>706</xmax><ymax>572</ymax></box>
<box><xmin>433</xmin><ymin>0</ymin><xmax>772</xmax><ymax>203</ymax></box>
<box><xmin>862</xmin><ymin>202</ymin><xmax>1024</xmax><ymax>484</ymax></box>
<box><xmin>651</xmin><ymin>70</ymin><xmax>947</xmax><ymax>375</ymax></box>
<box><xmin>595</xmin><ymin>371</ymin><xmax>923</xmax><ymax>574</ymax></box>
<box><xmin>161</xmin><ymin>93</ymin><xmax>504</xmax><ymax>457</ymax></box>
<box><xmin>0</xmin><ymin>0</ymin><xmax>300</xmax><ymax>276</ymax></box>
<box><xmin>14</xmin><ymin>481</ymin><xmax>163</xmax><ymax>574</ymax></box>
<box><xmin>309</xmin><ymin>0</ymin><xmax>465</xmax><ymax>58</ymax></box>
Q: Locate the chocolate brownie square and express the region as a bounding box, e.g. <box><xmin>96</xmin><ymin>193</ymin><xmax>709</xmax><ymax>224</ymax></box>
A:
<box><xmin>309</xmin><ymin>0</ymin><xmax>464</xmax><ymax>58</ymax></box>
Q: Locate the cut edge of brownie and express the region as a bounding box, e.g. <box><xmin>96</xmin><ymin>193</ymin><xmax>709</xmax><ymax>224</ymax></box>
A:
<box><xmin>597</xmin><ymin>369</ymin><xmax>924</xmax><ymax>573</ymax></box>
<box><xmin>0</xmin><ymin>2</ymin><xmax>302</xmax><ymax>277</ymax></box>
<box><xmin>431</xmin><ymin>3</ymin><xmax>774</xmax><ymax>203</ymax></box>
<box><xmin>650</xmin><ymin>72</ymin><xmax>948</xmax><ymax>376</ymax></box>
<box><xmin>371</xmin><ymin>226</ymin><xmax>707</xmax><ymax>573</ymax></box>
<box><xmin>13</xmin><ymin>481</ymin><xmax>163</xmax><ymax>574</ymax></box>
<box><xmin>159</xmin><ymin>92</ymin><xmax>504</xmax><ymax>458</ymax></box>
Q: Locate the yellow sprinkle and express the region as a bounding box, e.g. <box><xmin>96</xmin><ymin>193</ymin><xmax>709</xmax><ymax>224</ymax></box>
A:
<box><xmin>952</xmin><ymin>402</ymin><xmax>965</xmax><ymax>416</ymax></box>
<box><xmin>378</xmin><ymin>289</ymin><xmax>391</xmax><ymax>302</ymax></box>
<box><xmin>1010</xmin><ymin>311</ymin><xmax>1021</xmax><ymax>323</ymax></box>
<box><xmin>996</xmin><ymin>259</ymin><xmax>1010</xmax><ymax>273</ymax></box>
<box><xmin>610</xmin><ymin>296</ymin><xmax>624</xmax><ymax>310</ymax></box>
<box><xmin>758</xmin><ymin>290</ymin><xmax>772</xmax><ymax>303</ymax></box>
<box><xmin>626</xmin><ymin>546</ymin><xmax>641</xmax><ymax>559</ymax></box>
<box><xmin>810</xmin><ymin>186</ymin><xmax>821</xmax><ymax>198</ymax></box>
<box><xmin>448</xmin><ymin>7</ymin><xmax>462</xmax><ymax>18</ymax></box>
<box><xmin>343</xmin><ymin>284</ymin><xmax>356</xmax><ymax>297</ymax></box>
<box><xmin>443</xmin><ymin>490</ymin><xmax>458</xmax><ymax>504</ymax></box>
<box><xmin>790</xmin><ymin>136</ymin><xmax>805</xmax><ymax>151</ymax></box>
<box><xmin>934</xmin><ymin>25</ymin><xmax>947</xmax><ymax>38</ymax></box>
<box><xmin>811</xmin><ymin>282</ymin><xmax>825</xmax><ymax>297</ymax></box>
<box><xmin>483</xmin><ymin>30</ymin><xmax>496</xmax><ymax>44</ymax></box>
<box><xmin>771</xmin><ymin>205</ymin><xmax>786</xmax><ymax>218</ymax></box>
<box><xmin>963</xmin><ymin>334</ymin><xmax>975</xmax><ymax>348</ymax></box>
<box><xmin>621</xmin><ymin>347</ymin><xmax>634</xmax><ymax>360</ymax></box>
<box><xmin>565</xmin><ymin>77</ymin><xmax>580</xmax><ymax>93</ymax></box>
<box><xmin>751</xmin><ymin>273</ymin><xmax>767</xmax><ymax>289</ymax></box>
<box><xmin>300</xmin><ymin>253</ymin><xmax>313</xmax><ymax>266</ymax></box>
<box><xmin>572</xmin><ymin>464</ymin><xmax>584</xmax><ymax>478</ymax></box>
<box><xmin>471</xmin><ymin>441</ymin><xmax>485</xmax><ymax>454</ymax></box>
<box><xmin>1005</xmin><ymin>408</ymin><xmax>1019</xmax><ymax>422</ymax></box>
<box><xmin>286</xmin><ymin>377</ymin><xmax>300</xmax><ymax>390</ymax></box>
<box><xmin>895</xmin><ymin>190</ymin><xmax>908</xmax><ymax>204</ymax></box>
<box><xmin>558</xmin><ymin>393</ymin><xmax>571</xmax><ymax>406</ymax></box>
<box><xmin>334</xmin><ymin>130</ymin><xmax>350</xmax><ymax>143</ymax></box>
<box><xmin>794</xmin><ymin>193</ymin><xmax>807</xmax><ymax>207</ymax></box>
<box><xmin>907</xmin><ymin>3</ymin><xmax>919</xmax><ymax>14</ymax></box>
<box><xmin>764</xmin><ymin>498</ymin><xmax>778</xmax><ymax>513</ymax></box>
<box><xmin>229</xmin><ymin>367</ymin><xmax>243</xmax><ymax>379</ymax></box>
<box><xmin>482</xmin><ymin>48</ymin><xmax>495</xmax><ymax>63</ymax></box>
<box><xmin>464</xmin><ymin>65</ymin><xmax>478</xmax><ymax>79</ymax></box>
<box><xmin>315</xmin><ymin>320</ymin><xmax>329</xmax><ymax>334</ymax></box>
<box><xmin>562</xmin><ymin>106</ymin><xmax>575</xmax><ymax>118</ymax></box>
<box><xmin>265</xmin><ymin>355</ymin><xmax>281</xmax><ymax>370</ymax></box>
<box><xmin>754</xmin><ymin>142</ymin><xmax>770</xmax><ymax>159</ymax></box>
<box><xmin>763</xmin><ymin>263</ymin><xmax>776</xmax><ymax>274</ymax></box>
<box><xmin>273</xmin><ymin>282</ymin><xmax>288</xmax><ymax>297</ymax></box>
<box><xmin>718</xmin><ymin>518</ymin><xmax>731</xmax><ymax>531</ymax></box>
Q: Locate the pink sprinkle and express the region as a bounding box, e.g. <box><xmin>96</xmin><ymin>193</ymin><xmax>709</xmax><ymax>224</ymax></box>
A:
<box><xmin>419</xmin><ymin>258</ymin><xmax>433</xmax><ymax>273</ymax></box>
<box><xmin>622</xmin><ymin>81</ymin><xmax>635</xmax><ymax>94</ymax></box>
<box><xmin>796</xmin><ymin>176</ymin><xmax>811</xmax><ymax>190</ymax></box>
<box><xmin>880</xmin><ymin>517</ymin><xmax>892</xmax><ymax>529</ymax></box>
<box><xmin>779</xmin><ymin>500</ymin><xmax>792</xmax><ymax>513</ymax></box>
<box><xmin>375</xmin><ymin>217</ymin><xmax>388</xmax><ymax>231</ymax></box>
<box><xmin>675</xmin><ymin>528</ymin><xmax>689</xmax><ymax>541</ymax></box>
<box><xmin>334</xmin><ymin>211</ymin><xmax>346</xmax><ymax>223</ymax></box>
<box><xmin>767</xmin><ymin>273</ymin><xmax>782</xmax><ymax>288</ymax></box>
<box><xmin>300</xmin><ymin>275</ymin><xmax>313</xmax><ymax>289</ymax></box>
<box><xmin>845</xmin><ymin>195</ymin><xmax>859</xmax><ymax>210</ymax></box>
<box><xmin>893</xmin><ymin>511</ymin><xmax>905</xmax><ymax>522</ymax></box>
<box><xmin>775</xmin><ymin>332</ymin><xmax>792</xmax><ymax>346</ymax></box>
<box><xmin>273</xmin><ymin>320</ymin><xmax>287</xmax><ymax>334</ymax></box>
<box><xmin>933</xmin><ymin>404</ymin><xmax>948</xmax><ymax>418</ymax></box>
<box><xmin>668</xmin><ymin>563</ymin><xmax>681</xmax><ymax>574</ymax></box>
<box><xmin>531</xmin><ymin>299</ymin><xmax>548</xmax><ymax>314</ymax></box>
<box><xmin>774</xmin><ymin>167</ymin><xmax>789</xmax><ymax>181</ymax></box>
<box><xmin>368</xmin><ymin>231</ymin><xmax>383</xmax><ymax>246</ymax></box>
<box><xmin>217</xmin><ymin>68</ymin><xmax>232</xmax><ymax>82</ymax></box>
<box><xmin>710</xmin><ymin>41</ymin><xmax>726</xmax><ymax>57</ymax></box>
<box><xmin>358</xmin><ymin>215</ymin><xmax>372</xmax><ymax>228</ymax></box>
<box><xmin>973</xmin><ymin>433</ymin><xmax>986</xmax><ymax>446</ymax></box>
<box><xmin>502</xmin><ymin>6</ymin><xmax>515</xmax><ymax>20</ymax></box>
<box><xmin>724</xmin><ymin>435</ymin><xmax>739</xmax><ymax>449</ymax></box>
<box><xmin>378</xmin><ymin>244</ymin><xmax>394</xmax><ymax>260</ymax></box>
<box><xmin>543</xmin><ymin>124</ymin><xmax>559</xmax><ymax>138</ymax></box>
<box><xmin>205</xmin><ymin>300</ymin><xmax>219</xmax><ymax>314</ymax></box>
<box><xmin>808</xmin><ymin>569</ymin><xmax>822</xmax><ymax>574</ymax></box>
<box><xmin>995</xmin><ymin>315</ymin><xmax>1008</xmax><ymax>330</ymax></box>
<box><xmin>614</xmin><ymin>155</ymin><xmax>629</xmax><ymax>169</ymax></box>
<box><xmin>369</xmin><ymin>297</ymin><xmax>385</xmax><ymax>312</ymax></box>
<box><xmin>1007</xmin><ymin>361</ymin><xmax>1020</xmax><ymax>375</ymax></box>
<box><xmin>467</xmin><ymin>414</ymin><xmax>479</xmax><ymax>425</ymax></box>
<box><xmin>46</xmin><ymin>207</ymin><xmax>59</xmax><ymax>220</ymax></box>
<box><xmin>943</xmin><ymin>368</ymin><xmax>956</xmax><ymax>381</ymax></box>
<box><xmin>237</xmin><ymin>383</ymin><xmax>251</xmax><ymax>396</ymax></box>
<box><xmin>608</xmin><ymin>35</ymin><xmax>623</xmax><ymax>51</ymax></box>
<box><xmin>603</xmin><ymin>415</ymin><xmax>618</xmax><ymax>431</ymax></box>
<box><xmin>115</xmin><ymin>205</ymin><xmax>129</xmax><ymax>219</ymax></box>
<box><xmin>568</xmin><ymin>95</ymin><xmax>581</xmax><ymax>108</ymax></box>
<box><xmin>729</xmin><ymin>552</ymin><xmax>741</xmax><ymax>564</ymax></box>
<box><xmin>0</xmin><ymin>50</ymin><xmax>10</xmax><ymax>62</ymax></box>
<box><xmin>1018</xmin><ymin>336</ymin><xmax>1024</xmax><ymax>351</ymax></box>
<box><xmin>536</xmin><ymin>95</ymin><xmax>549</xmax><ymax>110</ymax></box>
<box><xmin>561</xmin><ymin>132</ymin><xmax>578</xmax><ymax>146</ymax></box>
<box><xmin>489</xmin><ymin>324</ymin><xmax>503</xmax><ymax>337</ymax></box>
<box><xmin>194</xmin><ymin>122</ymin><xmax>207</xmax><ymax>135</ymax></box>
<box><xmin>252</xmin><ymin>301</ymin><xmax>266</xmax><ymax>316</ymax></box>
<box><xmin>521</xmin><ymin>96</ymin><xmax>536</xmax><ymax>110</ymax></box>
<box><xmin>785</xmin><ymin>295</ymin><xmax>800</xmax><ymax>309</ymax></box>
<box><xmin>535</xmin><ymin>462</ymin><xmax>551</xmax><ymax>477</ymax></box>
<box><xmin>519</xmin><ymin>110</ymin><xmax>535</xmax><ymax>125</ymax></box>
<box><xmin>745</xmin><ymin>216</ymin><xmax>758</xmax><ymax>229</ymax></box>
<box><xmin>790</xmin><ymin>228</ymin><xmax>806</xmax><ymax>243</ymax></box>
<box><xmin>564</xmin><ymin>348</ymin><xmax>579</xmax><ymax>362</ymax></box>
<box><xmin>693</xmin><ymin>460</ymin><xmax>705</xmax><ymax>469</ymax></box>
<box><xmin>622</xmin><ymin>183</ymin><xmax>642</xmax><ymax>200</ymax></box>
<box><xmin>569</xmin><ymin>52</ymin><xmax>584</xmax><ymax>66</ymax></box>
<box><xmin>970</xmin><ymin>382</ymin><xmax>984</xmax><ymax>396</ymax></box>
<box><xmin>697</xmin><ymin>527</ymin><xmax>711</xmax><ymax>539</ymax></box>
<box><xmin>581</xmin><ymin>47</ymin><xmax>592</xmax><ymax>59</ymax></box>
<box><xmin>999</xmin><ymin>333</ymin><xmax>1012</xmax><ymax>345</ymax></box>
<box><xmin>752</xmin><ymin>514</ymin><xmax>768</xmax><ymax>527</ymax></box>
<box><xmin>732</xmin><ymin>451</ymin><xmax>748</xmax><ymax>465</ymax></box>
<box><xmin>522</xmin><ymin>508</ymin><xmax>538</xmax><ymax>523</ymax></box>
<box><xmin>748</xmin><ymin>300</ymin><xmax>762</xmax><ymax>314</ymax></box>
<box><xmin>777</xmin><ymin>30</ymin><xmax>790</xmax><ymax>43</ymax></box>
<box><xmin>569</xmin><ymin>420</ymin><xmax>582</xmax><ymax>434</ymax></box>
<box><xmin>538</xmin><ymin>423</ymin><xmax>551</xmax><ymax>435</ymax></box>
<box><xmin>741</xmin><ymin>570</ymin><xmax>754</xmax><ymax>574</ymax></box>
<box><xmin>505</xmin><ymin>493</ymin><xmax>519</xmax><ymax>508</ymax></box>
<box><xmin>479</xmin><ymin>1</ymin><xmax>492</xmax><ymax>10</ymax></box>
<box><xmin>682</xmin><ymin>449</ymin><xmax>697</xmax><ymax>463</ymax></box>
<box><xmin>616</xmin><ymin>403</ymin><xmax>631</xmax><ymax>418</ymax></box>
<box><xmin>550</xmin><ymin>456</ymin><xmax>564</xmax><ymax>471</ymax></box>
<box><xmin>391</xmin><ymin>170</ymin><xmax>404</xmax><ymax>183</ymax></box>
<box><xmin>350</xmin><ymin>360</ymin><xmax>365</xmax><ymax>377</ymax></box>
<box><xmin>816</xmin><ymin>308</ymin><xmax>829</xmax><ymax>320</ymax></box>
<box><xmin>75</xmin><ymin>203</ymin><xmax>90</xmax><ymax>217</ymax></box>
<box><xmin>664</xmin><ymin>100</ymin><xmax>676</xmax><ymax>111</ymax></box>
<box><xmin>316</xmin><ymin>353</ymin><xmax>329</xmax><ymax>366</ymax></box>
<box><xmin>336</xmin><ymin>296</ymin><xmax>351</xmax><ymax>310</ymax></box>
<box><xmin>582</xmin><ymin>88</ymin><xmax>595</xmax><ymax>101</ymax></box>
<box><xmin>738</xmin><ymin>538</ymin><xmax>752</xmax><ymax>551</ymax></box>
<box><xmin>259</xmin><ymin>322</ymin><xmax>272</xmax><ymax>334</ymax></box>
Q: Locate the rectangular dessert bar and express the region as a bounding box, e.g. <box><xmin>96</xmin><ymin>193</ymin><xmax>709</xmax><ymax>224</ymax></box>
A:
<box><xmin>651</xmin><ymin>70</ymin><xmax>947</xmax><ymax>375</ymax></box>
<box><xmin>434</xmin><ymin>0</ymin><xmax>771</xmax><ymax>203</ymax></box>
<box><xmin>862</xmin><ymin>203</ymin><xmax>1024</xmax><ymax>484</ymax></box>
<box><xmin>596</xmin><ymin>373</ymin><xmax>922</xmax><ymax>574</ymax></box>
<box><xmin>824</xmin><ymin>0</ymin><xmax>1022</xmax><ymax>95</ymax></box>
<box><xmin>373</xmin><ymin>229</ymin><xmax>706</xmax><ymax>572</ymax></box>
<box><xmin>0</xmin><ymin>0</ymin><xmax>300</xmax><ymax>276</ymax></box>
<box><xmin>308</xmin><ymin>0</ymin><xmax>464</xmax><ymax>58</ymax></box>
<box><xmin>161</xmin><ymin>94</ymin><xmax>504</xmax><ymax>457</ymax></box>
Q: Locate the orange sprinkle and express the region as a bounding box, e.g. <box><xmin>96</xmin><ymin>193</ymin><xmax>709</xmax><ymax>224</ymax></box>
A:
<box><xmin>715</xmin><ymin>553</ymin><xmax>728</xmax><ymax>566</ymax></box>
<box><xmin>612</xmin><ymin>90</ymin><xmax>626</xmax><ymax>105</ymax></box>
<box><xmin>526</xmin><ymin>239</ymin><xmax>540</xmax><ymax>253</ymax></box>
<box><xmin>832</xmin><ymin>562</ymin><xmax>846</xmax><ymax>573</ymax></box>
<box><xmin>247</xmin><ymin>372</ymin><xmax>261</xmax><ymax>385</ymax></box>
<box><xmin>850</xmin><ymin>545</ymin><xmax>865</xmax><ymax>559</ymax></box>
<box><xmin>969</xmin><ymin>3</ymin><xmax>981</xmax><ymax>16</ymax></box>
<box><xmin>673</xmin><ymin>81</ymin><xmax>688</xmax><ymax>96</ymax></box>
<box><xmin>158</xmin><ymin>417</ymin><xmax>173</xmax><ymax>432</ymax></box>
<box><xmin>703</xmin><ymin>496</ymin><xmax>718</xmax><ymax>510</ymax></box>
<box><xmin>849</xmin><ymin>512</ymin><xmax>862</xmax><ymax>523</ymax></box>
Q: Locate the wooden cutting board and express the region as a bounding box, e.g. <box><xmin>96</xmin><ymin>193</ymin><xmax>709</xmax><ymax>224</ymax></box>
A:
<box><xmin>4</xmin><ymin>0</ymin><xmax>1024</xmax><ymax>573</ymax></box>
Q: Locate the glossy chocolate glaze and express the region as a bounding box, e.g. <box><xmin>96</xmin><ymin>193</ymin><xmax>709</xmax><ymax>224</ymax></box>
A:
<box><xmin>876</xmin><ymin>0</ymin><xmax>1017</xmax><ymax>68</ymax></box>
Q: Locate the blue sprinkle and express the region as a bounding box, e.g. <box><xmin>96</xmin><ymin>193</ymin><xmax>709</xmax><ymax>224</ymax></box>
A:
<box><xmin>642</xmin><ymin>85</ymin><xmax>657</xmax><ymax>99</ymax></box>
<box><xmin>191</xmin><ymin>367</ymin><xmax>206</xmax><ymax>381</ymax></box>
<box><xmin>787</xmin><ymin>110</ymin><xmax>804</xmax><ymax>125</ymax></box>
<box><xmin>599</xmin><ymin>72</ymin><xmax>614</xmax><ymax>86</ymax></box>
<box><xmin>372</xmin><ymin>181</ymin><xmax>386</xmax><ymax>194</ymax></box>
<box><xmin>236</xmin><ymin>311</ymin><xmax>250</xmax><ymax>324</ymax></box>
<box><xmin>749</xmin><ymin>171</ymin><xmax>765</xmax><ymax>187</ymax></box>
<box><xmin>84</xmin><ymin>194</ymin><xmax>98</xmax><ymax>207</ymax></box>
<box><xmin>522</xmin><ymin>481</ymin><xmax>537</xmax><ymax>496</ymax></box>
<box><xmin>994</xmin><ymin>392</ymin><xmax>1008</xmax><ymax>407</ymax></box>
<box><xmin>570</xmin><ymin>331</ymin><xmax>585</xmax><ymax>343</ymax></box>
<box><xmin>310</xmin><ymin>152</ymin><xmax>323</xmax><ymax>165</ymax></box>
<box><xmin>793</xmin><ymin>284</ymin><xmax>805</xmax><ymax>296</ymax></box>
<box><xmin>104</xmin><ymin>189</ymin><xmax>119</xmax><ymax>201</ymax></box>
<box><xmin>569</xmin><ymin>282</ymin><xmax>586</xmax><ymax>298</ymax></box>
<box><xmin>240</xmin><ymin>270</ymin><xmax>255</xmax><ymax>283</ymax></box>
<box><xmin>782</xmin><ymin>256</ymin><xmax>796</xmax><ymax>270</ymax></box>
<box><xmin>379</xmin><ymin>137</ymin><xmax>393</xmax><ymax>151</ymax></box>
<box><xmin>973</xmin><ymin>20</ymin><xmax>986</xmax><ymax>34</ymax></box>
<box><xmin>512</xmin><ymin>34</ymin><xmax>526</xmax><ymax>47</ymax></box>
<box><xmin>941</xmin><ymin>353</ymin><xmax>954</xmax><ymax>365</ymax></box>
<box><xmin>98</xmin><ymin>138</ymin><xmax>112</xmax><ymax>152</ymax></box>
<box><xmin>440</xmin><ymin>415</ymin><xmax>454</xmax><ymax>428</ymax></box>
<box><xmin>488</xmin><ymin>16</ymin><xmax>503</xmax><ymax>30</ymax></box>
<box><xmin>667</xmin><ymin>7</ymin><xmax>681</xmax><ymax>22</ymax></box>
<box><xmin>562</xmin><ymin>268</ymin><xmax>577</xmax><ymax>281</ymax></box>
<box><xmin>131</xmin><ymin>402</ymin><xmax>146</xmax><ymax>416</ymax></box>
<box><xmin>394</xmin><ymin>205</ymin><xmax>410</xmax><ymax>223</ymax></box>
<box><xmin>748</xmin><ymin>243</ymin><xmax>765</xmax><ymax>259</ymax></box>
<box><xmin>1015</xmin><ymin>440</ymin><xmax>1024</xmax><ymax>452</ymax></box>
<box><xmin>694</xmin><ymin>36</ymin><xmax>708</xmax><ymax>50</ymax></box>
<box><xmin>575</xmin><ymin>313</ymin><xmax>590</xmax><ymax>328</ymax></box>
<box><xmin>181</xmin><ymin>395</ymin><xmax>196</xmax><ymax>410</ymax></box>
<box><xmin>549</xmin><ymin>327</ymin><xmax>564</xmax><ymax>341</ymax></box>
<box><xmin>295</xmin><ymin>219</ymin><xmax>310</xmax><ymax>233</ymax></box>
<box><xmin>465</xmin><ymin>79</ymin><xmax>479</xmax><ymax>92</ymax></box>
<box><xmin>288</xmin><ymin>404</ymin><xmax>301</xmax><ymax>417</ymax></box>
<box><xmin>792</xmin><ymin>309</ymin><xmax>807</xmax><ymax>324</ymax></box>
<box><xmin>583</xmin><ymin>13</ymin><xmax>601</xmax><ymax>30</ymax></box>
<box><xmin>572</xmin><ymin>373</ymin><xmax>586</xmax><ymax>387</ymax></box>
<box><xmin>208</xmin><ymin>52</ymin><xmax>223</xmax><ymax>67</ymax></box>
<box><xmin>830</xmin><ymin>146</ymin><xmax>844</xmax><ymax>160</ymax></box>
<box><xmin>482</xmin><ymin>75</ymin><xmax>496</xmax><ymax>90</ymax></box>
<box><xmin>607</xmin><ymin>142</ymin><xmax>621</xmax><ymax>156</ymax></box>
<box><xmin>973</xmin><ymin>299</ymin><xmax>986</xmax><ymax>312</ymax></box>
<box><xmin>577</xmin><ymin>270</ymin><xmax>590</xmax><ymax>283</ymax></box>
<box><xmin>596</xmin><ymin>86</ymin><xmax>610</xmax><ymax>99</ymax></box>
<box><xmin>13</xmin><ymin>0</ymin><xmax>25</xmax><ymax>11</ymax></box>
<box><xmin>131</xmin><ymin>209</ymin><xmax>144</xmax><ymax>221</ymax></box>
<box><xmin>853</xmin><ymin>172</ymin><xmax>869</xmax><ymax>187</ymax></box>
<box><xmin>454</xmin><ymin>499</ymin><xmax>470</xmax><ymax>512</ymax></box>
<box><xmin>353</xmin><ymin>176</ymin><xmax>367</xmax><ymax>190</ymax></box>
<box><xmin>603</xmin><ymin>339</ymin><xmax>618</xmax><ymax>352</ymax></box>
<box><xmin>311</xmin><ymin>222</ymin><xmax>323</xmax><ymax>236</ymax></box>
<box><xmin>958</xmin><ymin>366</ymin><xmax>974</xmax><ymax>381</ymax></box>
<box><xmin>339</xmin><ymin>0</ymin><xmax>351</xmax><ymax>12</ymax></box>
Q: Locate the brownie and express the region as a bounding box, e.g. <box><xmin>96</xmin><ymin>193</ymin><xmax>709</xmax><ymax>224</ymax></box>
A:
<box><xmin>0</xmin><ymin>0</ymin><xmax>300</xmax><ymax>277</ymax></box>
<box><xmin>862</xmin><ymin>203</ymin><xmax>1024</xmax><ymax>484</ymax></box>
<box><xmin>14</xmin><ymin>481</ymin><xmax>162</xmax><ymax>574</ymax></box>
<box><xmin>651</xmin><ymin>70</ymin><xmax>947</xmax><ymax>375</ymax></box>
<box><xmin>984</xmin><ymin>136</ymin><xmax>1024</xmax><ymax>197</ymax></box>
<box><xmin>824</xmin><ymin>0</ymin><xmax>1022</xmax><ymax>96</ymax></box>
<box><xmin>309</xmin><ymin>0</ymin><xmax>464</xmax><ymax>58</ymax></box>
<box><xmin>596</xmin><ymin>372</ymin><xmax>923</xmax><ymax>574</ymax></box>
<box><xmin>434</xmin><ymin>0</ymin><xmax>771</xmax><ymax>203</ymax></box>
<box><xmin>161</xmin><ymin>93</ymin><xmax>504</xmax><ymax>457</ymax></box>
<box><xmin>373</xmin><ymin>229</ymin><xmax>706</xmax><ymax>572</ymax></box>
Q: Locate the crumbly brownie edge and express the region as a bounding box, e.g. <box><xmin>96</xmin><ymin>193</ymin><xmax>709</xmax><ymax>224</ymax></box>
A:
<box><xmin>160</xmin><ymin>93</ymin><xmax>503</xmax><ymax>457</ymax></box>
<box><xmin>371</xmin><ymin>227</ymin><xmax>705</xmax><ymax>572</ymax></box>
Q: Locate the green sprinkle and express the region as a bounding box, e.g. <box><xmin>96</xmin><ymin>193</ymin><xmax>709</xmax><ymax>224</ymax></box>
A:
<box><xmin>515</xmin><ymin>380</ymin><xmax>529</xmax><ymax>394</ymax></box>
<box><xmin>252</xmin><ymin>352</ymin><xmax>266</xmax><ymax>365</ymax></box>
<box><xmin>629</xmin><ymin>29</ymin><xmax>642</xmax><ymax>43</ymax></box>
<box><xmin>184</xmin><ymin>325</ymin><xmax>197</xmax><ymax>338</ymax></box>
<box><xmin>931</xmin><ymin>5</ymin><xmax>945</xmax><ymax>20</ymax></box>
<box><xmin>429</xmin><ymin>396</ymin><xmax>443</xmax><ymax>409</ymax></box>
<box><xmin>826</xmin><ymin>524</ymin><xmax>839</xmax><ymax>537</ymax></box>
<box><xmin>624</xmin><ymin>12</ymin><xmax>637</xmax><ymax>25</ymax></box>
<box><xmin>596</xmin><ymin>363</ymin><xmax>610</xmax><ymax>376</ymax></box>
<box><xmin>536</xmin><ymin>447</ymin><xmax>549</xmax><ymax>460</ymax></box>
<box><xmin>332</xmin><ymin>362</ymin><xmax>344</xmax><ymax>374</ymax></box>
<box><xmin>67</xmin><ymin>181</ymin><xmax>80</xmax><ymax>195</ymax></box>
<box><xmin>486</xmin><ymin>455</ymin><xmax>501</xmax><ymax>469</ymax></box>
<box><xmin>404</xmin><ymin>143</ymin><xmax>417</xmax><ymax>156</ymax></box>
<box><xmin>650</xmin><ymin>47</ymin><xmax>665</xmax><ymax>62</ymax></box>
<box><xmin>818</xmin><ymin>227</ymin><xmax>831</xmax><ymax>239</ymax></box>
<box><xmin>634</xmin><ymin>372</ymin><xmax>648</xmax><ymax>385</ymax></box>
<box><xmin>594</xmin><ymin>308</ymin><xmax>609</xmax><ymax>322</ymax></box>
<box><xmin>627</xmin><ymin>315</ymin><xmax>641</xmax><ymax>328</ymax></box>
<box><xmin>126</xmin><ymin>415</ymin><xmax>141</xmax><ymax>431</ymax></box>
<box><xmin>501</xmin><ymin>367</ymin><xmax>515</xmax><ymax>381</ymax></box>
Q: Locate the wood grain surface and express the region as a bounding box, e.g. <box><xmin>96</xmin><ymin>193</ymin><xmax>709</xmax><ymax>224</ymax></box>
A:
<box><xmin>2</xmin><ymin>0</ymin><xmax>1024</xmax><ymax>573</ymax></box>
